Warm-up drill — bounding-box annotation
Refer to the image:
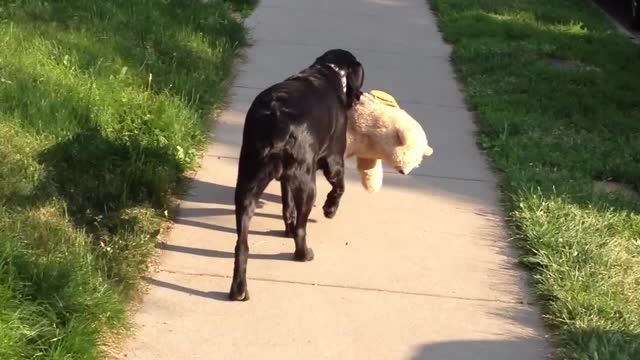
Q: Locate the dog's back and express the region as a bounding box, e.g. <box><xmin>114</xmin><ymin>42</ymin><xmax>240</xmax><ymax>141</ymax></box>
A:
<box><xmin>238</xmin><ymin>69</ymin><xmax>347</xmax><ymax>181</ymax></box>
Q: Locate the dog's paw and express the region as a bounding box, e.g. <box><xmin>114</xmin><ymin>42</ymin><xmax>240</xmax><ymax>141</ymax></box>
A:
<box><xmin>294</xmin><ymin>247</ymin><xmax>314</xmax><ymax>262</ymax></box>
<box><xmin>322</xmin><ymin>204</ymin><xmax>338</xmax><ymax>219</ymax></box>
<box><xmin>229</xmin><ymin>282</ymin><xmax>250</xmax><ymax>301</ymax></box>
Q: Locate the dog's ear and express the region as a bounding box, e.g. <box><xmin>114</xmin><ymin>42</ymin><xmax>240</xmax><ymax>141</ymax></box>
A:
<box><xmin>346</xmin><ymin>61</ymin><xmax>364</xmax><ymax>108</ymax></box>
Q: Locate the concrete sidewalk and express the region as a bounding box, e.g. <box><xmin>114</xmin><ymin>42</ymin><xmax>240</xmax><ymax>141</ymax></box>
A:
<box><xmin>116</xmin><ymin>0</ymin><xmax>549</xmax><ymax>359</ymax></box>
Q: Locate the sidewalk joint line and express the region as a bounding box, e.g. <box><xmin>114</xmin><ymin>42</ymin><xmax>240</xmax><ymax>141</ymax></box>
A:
<box><xmin>206</xmin><ymin>154</ymin><xmax>492</xmax><ymax>183</ymax></box>
<box><xmin>157</xmin><ymin>268</ymin><xmax>533</xmax><ymax>306</ymax></box>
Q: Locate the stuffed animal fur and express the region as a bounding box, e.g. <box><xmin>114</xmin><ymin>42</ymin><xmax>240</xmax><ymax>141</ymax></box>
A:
<box><xmin>346</xmin><ymin>90</ymin><xmax>434</xmax><ymax>193</ymax></box>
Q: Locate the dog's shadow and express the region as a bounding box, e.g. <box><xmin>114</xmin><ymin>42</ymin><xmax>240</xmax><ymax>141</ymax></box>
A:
<box><xmin>158</xmin><ymin>241</ymin><xmax>293</xmax><ymax>261</ymax></box>
<box><xmin>143</xmin><ymin>276</ymin><xmax>230</xmax><ymax>301</ymax></box>
<box><xmin>154</xmin><ymin>179</ymin><xmax>318</xmax><ymax>301</ymax></box>
<box><xmin>181</xmin><ymin>179</ymin><xmax>281</xmax><ymax>206</ymax></box>
<box><xmin>176</xmin><ymin>179</ymin><xmax>317</xmax><ymax>235</ymax></box>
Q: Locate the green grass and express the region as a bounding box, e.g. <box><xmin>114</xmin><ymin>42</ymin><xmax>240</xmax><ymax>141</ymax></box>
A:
<box><xmin>429</xmin><ymin>0</ymin><xmax>640</xmax><ymax>358</ymax></box>
<box><xmin>0</xmin><ymin>0</ymin><xmax>253</xmax><ymax>358</ymax></box>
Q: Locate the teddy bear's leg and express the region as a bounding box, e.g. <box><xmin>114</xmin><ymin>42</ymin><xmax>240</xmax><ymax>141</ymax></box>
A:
<box><xmin>357</xmin><ymin>157</ymin><xmax>383</xmax><ymax>193</ymax></box>
<box><xmin>319</xmin><ymin>154</ymin><xmax>346</xmax><ymax>219</ymax></box>
<box><xmin>280</xmin><ymin>180</ymin><xmax>296</xmax><ymax>238</ymax></box>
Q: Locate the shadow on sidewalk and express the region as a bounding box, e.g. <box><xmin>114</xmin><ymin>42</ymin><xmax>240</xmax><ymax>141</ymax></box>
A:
<box><xmin>143</xmin><ymin>276</ymin><xmax>229</xmax><ymax>301</ymax></box>
<box><xmin>405</xmin><ymin>302</ymin><xmax>551</xmax><ymax>359</ymax></box>
<box><xmin>180</xmin><ymin>179</ymin><xmax>282</xmax><ymax>206</ymax></box>
<box><xmin>410</xmin><ymin>329</ymin><xmax>640</xmax><ymax>360</ymax></box>
<box><xmin>157</xmin><ymin>242</ymin><xmax>292</xmax><ymax>261</ymax></box>
<box><xmin>410</xmin><ymin>338</ymin><xmax>545</xmax><ymax>360</ymax></box>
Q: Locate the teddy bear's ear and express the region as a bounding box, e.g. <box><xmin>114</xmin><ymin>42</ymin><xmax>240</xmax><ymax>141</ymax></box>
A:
<box><xmin>424</xmin><ymin>144</ymin><xmax>434</xmax><ymax>156</ymax></box>
<box><xmin>396</xmin><ymin>127</ymin><xmax>409</xmax><ymax>146</ymax></box>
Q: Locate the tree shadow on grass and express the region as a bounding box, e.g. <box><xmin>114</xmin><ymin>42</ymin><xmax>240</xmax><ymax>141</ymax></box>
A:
<box><xmin>0</xmin><ymin>1</ymin><xmax>257</xmax><ymax>356</ymax></box>
<box><xmin>37</xmin><ymin>126</ymin><xmax>184</xmax><ymax>217</ymax></box>
<box><xmin>0</xmin><ymin>66</ymin><xmax>188</xmax><ymax>221</ymax></box>
<box><xmin>0</xmin><ymin>0</ymin><xmax>258</xmax><ymax>229</ymax></box>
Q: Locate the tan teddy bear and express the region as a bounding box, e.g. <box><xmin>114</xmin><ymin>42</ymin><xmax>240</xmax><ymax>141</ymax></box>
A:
<box><xmin>345</xmin><ymin>90</ymin><xmax>434</xmax><ymax>193</ymax></box>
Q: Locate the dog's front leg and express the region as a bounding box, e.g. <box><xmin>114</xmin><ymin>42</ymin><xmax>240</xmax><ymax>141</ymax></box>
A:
<box><xmin>320</xmin><ymin>154</ymin><xmax>345</xmax><ymax>219</ymax></box>
<box><xmin>291</xmin><ymin>173</ymin><xmax>316</xmax><ymax>262</ymax></box>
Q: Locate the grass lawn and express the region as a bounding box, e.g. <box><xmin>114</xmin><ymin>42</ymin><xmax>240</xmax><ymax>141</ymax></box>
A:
<box><xmin>429</xmin><ymin>0</ymin><xmax>640</xmax><ymax>358</ymax></box>
<box><xmin>0</xmin><ymin>0</ymin><xmax>254</xmax><ymax>358</ymax></box>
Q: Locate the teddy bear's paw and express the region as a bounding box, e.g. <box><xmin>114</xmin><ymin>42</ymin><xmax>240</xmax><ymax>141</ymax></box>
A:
<box><xmin>293</xmin><ymin>247</ymin><xmax>314</xmax><ymax>262</ymax></box>
<box><xmin>363</xmin><ymin>182</ymin><xmax>382</xmax><ymax>193</ymax></box>
<box><xmin>361</xmin><ymin>177</ymin><xmax>382</xmax><ymax>193</ymax></box>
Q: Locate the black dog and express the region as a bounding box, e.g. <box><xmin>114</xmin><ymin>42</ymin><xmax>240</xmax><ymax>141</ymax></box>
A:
<box><xmin>229</xmin><ymin>49</ymin><xmax>365</xmax><ymax>301</ymax></box>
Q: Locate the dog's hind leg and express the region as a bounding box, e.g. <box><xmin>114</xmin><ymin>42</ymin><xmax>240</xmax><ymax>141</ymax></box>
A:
<box><xmin>319</xmin><ymin>154</ymin><xmax>346</xmax><ymax>219</ymax></box>
<box><xmin>290</xmin><ymin>173</ymin><xmax>316</xmax><ymax>262</ymax></box>
<box><xmin>229</xmin><ymin>168</ymin><xmax>273</xmax><ymax>301</ymax></box>
<box><xmin>281</xmin><ymin>180</ymin><xmax>296</xmax><ymax>238</ymax></box>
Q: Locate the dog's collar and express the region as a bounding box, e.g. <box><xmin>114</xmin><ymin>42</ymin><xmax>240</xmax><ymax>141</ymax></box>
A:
<box><xmin>327</xmin><ymin>63</ymin><xmax>347</xmax><ymax>94</ymax></box>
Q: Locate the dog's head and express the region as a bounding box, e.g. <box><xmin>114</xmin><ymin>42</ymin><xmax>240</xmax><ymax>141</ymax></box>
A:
<box><xmin>313</xmin><ymin>49</ymin><xmax>365</xmax><ymax>108</ymax></box>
